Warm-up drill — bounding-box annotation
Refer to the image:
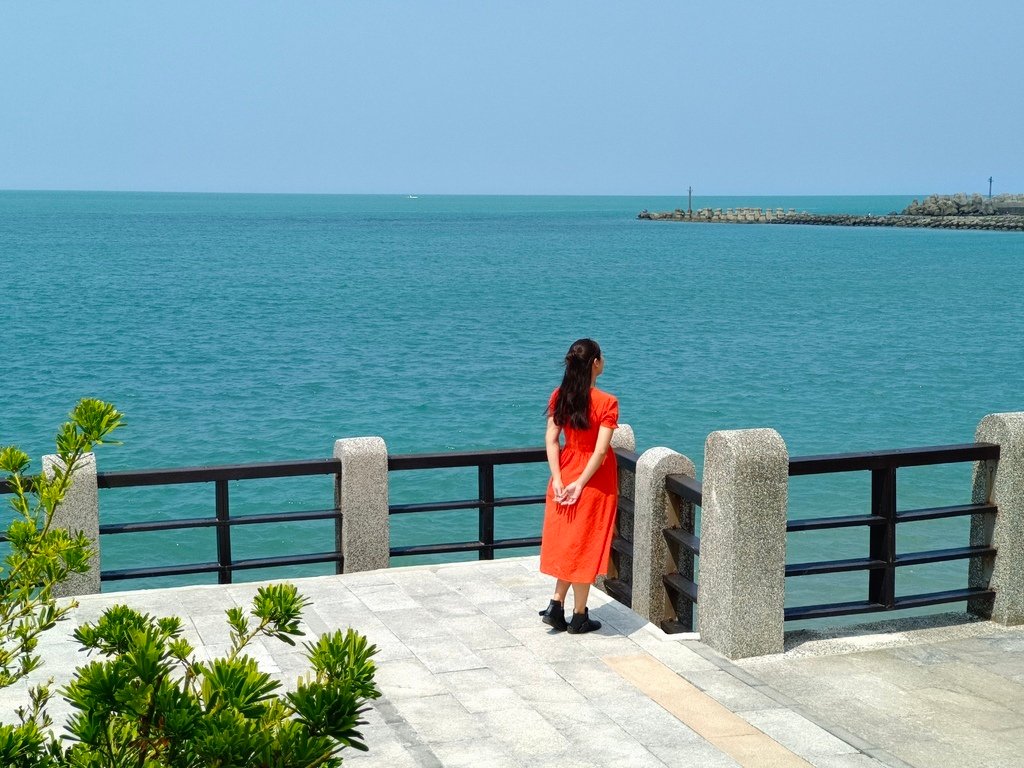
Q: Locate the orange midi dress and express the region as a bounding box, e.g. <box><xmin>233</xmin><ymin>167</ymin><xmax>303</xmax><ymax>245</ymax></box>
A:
<box><xmin>539</xmin><ymin>387</ymin><xmax>620</xmax><ymax>583</ymax></box>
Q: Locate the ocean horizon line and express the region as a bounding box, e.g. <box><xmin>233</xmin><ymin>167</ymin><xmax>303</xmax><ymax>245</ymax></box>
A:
<box><xmin>0</xmin><ymin>188</ymin><xmax>934</xmax><ymax>199</ymax></box>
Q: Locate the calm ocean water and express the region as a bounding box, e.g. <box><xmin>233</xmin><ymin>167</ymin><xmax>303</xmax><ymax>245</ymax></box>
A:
<box><xmin>3</xmin><ymin>191</ymin><xmax>1022</xmax><ymax>623</ymax></box>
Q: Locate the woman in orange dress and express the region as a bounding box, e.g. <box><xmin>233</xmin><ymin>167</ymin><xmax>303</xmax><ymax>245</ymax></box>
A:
<box><xmin>538</xmin><ymin>338</ymin><xmax>619</xmax><ymax>634</ymax></box>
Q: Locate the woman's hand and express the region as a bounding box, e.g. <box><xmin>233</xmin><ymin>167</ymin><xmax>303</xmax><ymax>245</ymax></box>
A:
<box><xmin>551</xmin><ymin>477</ymin><xmax>566</xmax><ymax>503</ymax></box>
<box><xmin>560</xmin><ymin>480</ymin><xmax>584</xmax><ymax>506</ymax></box>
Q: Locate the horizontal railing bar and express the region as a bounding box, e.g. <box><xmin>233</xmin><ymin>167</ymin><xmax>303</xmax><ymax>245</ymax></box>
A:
<box><xmin>491</xmin><ymin>536</ymin><xmax>541</xmax><ymax>550</ymax></box>
<box><xmin>660</xmin><ymin>618</ymin><xmax>692</xmax><ymax>635</ymax></box>
<box><xmin>788</xmin><ymin>505</ymin><xmax>999</xmax><ymax>532</ymax></box>
<box><xmin>100</xmin><ymin>508</ymin><xmax>341</xmax><ymax>535</ymax></box>
<box><xmin>389</xmin><ymin>495</ymin><xmax>544</xmax><ymax>515</ymax></box>
<box><xmin>663</xmin><ymin>573</ymin><xmax>698</xmax><ymax>604</ymax></box>
<box><xmin>617</xmin><ymin>496</ymin><xmax>635</xmax><ymax>516</ymax></box>
<box><xmin>226</xmin><ymin>552</ymin><xmax>343</xmax><ymax>571</ymax></box>
<box><xmin>785</xmin><ymin>557</ymin><xmax>887</xmax><ymax>577</ymax></box>
<box><xmin>102</xmin><ymin>517</ymin><xmax>217</xmax><ymax>534</ymax></box>
<box><xmin>0</xmin><ymin>478</ymin><xmax>35</xmax><ymax>494</ymax></box>
<box><xmin>787</xmin><ymin>514</ymin><xmax>886</xmax><ymax>532</ymax></box>
<box><xmin>788</xmin><ymin>443</ymin><xmax>999</xmax><ymax>476</ymax></box>
<box><xmin>895</xmin><ymin>546</ymin><xmax>996</xmax><ymax>567</ymax></box>
<box><xmin>493</xmin><ymin>494</ymin><xmax>546</xmax><ymax>508</ymax></box>
<box><xmin>100</xmin><ymin>551</ymin><xmax>344</xmax><ymax>582</ymax></box>
<box><xmin>102</xmin><ymin>562</ymin><xmax>220</xmax><ymax>581</ymax></box>
<box><xmin>604</xmin><ymin>578</ymin><xmax>632</xmax><ymax>605</ymax></box>
<box><xmin>614</xmin><ymin>448</ymin><xmax>640</xmax><ymax>473</ymax></box>
<box><xmin>785</xmin><ymin>600</ymin><xmax>886</xmax><ymax>621</ymax></box>
<box><xmin>96</xmin><ymin>458</ymin><xmax>342</xmax><ymax>488</ymax></box>
<box><xmin>786</xmin><ymin>586</ymin><xmax>998</xmax><ymax>621</ymax></box>
<box><xmin>894</xmin><ymin>587</ymin><xmax>995</xmax><ymax>609</ymax></box>
<box><xmin>663</xmin><ymin>527</ymin><xmax>700</xmax><ymax>556</ymax></box>
<box><xmin>665</xmin><ymin>473</ymin><xmax>703</xmax><ymax>505</ymax></box>
<box><xmin>897</xmin><ymin>503</ymin><xmax>998</xmax><ymax>523</ymax></box>
<box><xmin>390</xmin><ymin>499</ymin><xmax>485</xmax><ymax>515</ymax></box>
<box><xmin>3</xmin><ymin>443</ymin><xmax>998</xmax><ymax>491</ymax></box>
<box><xmin>388</xmin><ymin>448</ymin><xmax>547</xmax><ymax>471</ymax></box>
<box><xmin>220</xmin><ymin>508</ymin><xmax>340</xmax><ymax>526</ymax></box>
<box><xmin>389</xmin><ymin>536</ymin><xmax>542</xmax><ymax>557</ymax></box>
<box><xmin>390</xmin><ymin>541</ymin><xmax>485</xmax><ymax>557</ymax></box>
<box><xmin>611</xmin><ymin>536</ymin><xmax>633</xmax><ymax>558</ymax></box>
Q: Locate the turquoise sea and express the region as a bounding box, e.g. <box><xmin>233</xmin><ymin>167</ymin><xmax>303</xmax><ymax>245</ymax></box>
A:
<box><xmin>3</xmin><ymin>192</ymin><xmax>1022</xmax><ymax>623</ymax></box>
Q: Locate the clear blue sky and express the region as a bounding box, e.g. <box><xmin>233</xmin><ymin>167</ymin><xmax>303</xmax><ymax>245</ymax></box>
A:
<box><xmin>2</xmin><ymin>1</ymin><xmax>1020</xmax><ymax>195</ymax></box>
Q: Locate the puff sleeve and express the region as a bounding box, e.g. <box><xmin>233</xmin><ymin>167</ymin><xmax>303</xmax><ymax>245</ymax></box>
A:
<box><xmin>601</xmin><ymin>396</ymin><xmax>619</xmax><ymax>429</ymax></box>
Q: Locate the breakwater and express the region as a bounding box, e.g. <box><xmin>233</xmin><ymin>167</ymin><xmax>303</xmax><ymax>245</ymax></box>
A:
<box><xmin>638</xmin><ymin>207</ymin><xmax>1024</xmax><ymax>231</ymax></box>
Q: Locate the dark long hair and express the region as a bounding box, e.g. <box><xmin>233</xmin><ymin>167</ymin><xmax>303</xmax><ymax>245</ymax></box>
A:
<box><xmin>552</xmin><ymin>338</ymin><xmax>601</xmax><ymax>430</ymax></box>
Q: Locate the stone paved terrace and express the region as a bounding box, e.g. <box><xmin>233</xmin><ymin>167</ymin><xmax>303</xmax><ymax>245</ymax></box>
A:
<box><xmin>6</xmin><ymin>556</ymin><xmax>1024</xmax><ymax>767</ymax></box>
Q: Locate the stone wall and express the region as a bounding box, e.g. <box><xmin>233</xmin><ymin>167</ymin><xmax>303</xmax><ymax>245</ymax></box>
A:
<box><xmin>774</xmin><ymin>212</ymin><xmax>1024</xmax><ymax>231</ymax></box>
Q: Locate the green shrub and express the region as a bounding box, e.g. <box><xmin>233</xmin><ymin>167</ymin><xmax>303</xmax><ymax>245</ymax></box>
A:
<box><xmin>0</xmin><ymin>398</ymin><xmax>122</xmax><ymax>691</ymax></box>
<box><xmin>1</xmin><ymin>400</ymin><xmax>380</xmax><ymax>767</ymax></box>
<box><xmin>60</xmin><ymin>584</ymin><xmax>380</xmax><ymax>767</ymax></box>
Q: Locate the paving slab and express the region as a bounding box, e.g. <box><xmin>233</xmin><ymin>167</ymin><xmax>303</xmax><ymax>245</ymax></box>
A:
<box><xmin>742</xmin><ymin>613</ymin><xmax>1024</xmax><ymax>768</ymax></box>
<box><xmin>14</xmin><ymin>557</ymin><xmax>1024</xmax><ymax>766</ymax></box>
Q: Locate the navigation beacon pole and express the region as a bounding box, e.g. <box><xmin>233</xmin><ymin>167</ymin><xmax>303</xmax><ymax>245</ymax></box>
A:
<box><xmin>688</xmin><ymin>186</ymin><xmax>692</xmax><ymax>219</ymax></box>
<box><xmin>989</xmin><ymin>176</ymin><xmax>993</xmax><ymax>199</ymax></box>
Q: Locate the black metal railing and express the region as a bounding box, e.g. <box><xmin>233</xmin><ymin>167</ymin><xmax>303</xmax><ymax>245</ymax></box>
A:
<box><xmin>785</xmin><ymin>443</ymin><xmax>1000</xmax><ymax>621</ymax></box>
<box><xmin>662</xmin><ymin>471</ymin><xmax>703</xmax><ymax>633</ymax></box>
<box><xmin>386</xmin><ymin>447</ymin><xmax>548</xmax><ymax>560</ymax></box>
<box><xmin>1</xmin><ymin>445</ymin><xmax>642</xmax><ymax>589</ymax></box>
<box><xmin>95</xmin><ymin>458</ymin><xmax>345</xmax><ymax>584</ymax></box>
<box><xmin>5</xmin><ymin>439</ymin><xmax>1000</xmax><ymax>629</ymax></box>
<box><xmin>603</xmin><ymin>448</ymin><xmax>639</xmax><ymax>608</ymax></box>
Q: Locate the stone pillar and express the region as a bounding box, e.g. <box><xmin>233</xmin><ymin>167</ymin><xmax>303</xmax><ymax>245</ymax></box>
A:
<box><xmin>42</xmin><ymin>453</ymin><xmax>100</xmax><ymax>597</ymax></box>
<box><xmin>632</xmin><ymin>447</ymin><xmax>696</xmax><ymax>627</ymax></box>
<box><xmin>597</xmin><ymin>424</ymin><xmax>635</xmax><ymax>593</ymax></box>
<box><xmin>969</xmin><ymin>413</ymin><xmax>1024</xmax><ymax>624</ymax></box>
<box><xmin>334</xmin><ymin>437</ymin><xmax>390</xmax><ymax>573</ymax></box>
<box><xmin>698</xmin><ymin>428</ymin><xmax>788</xmax><ymax>659</ymax></box>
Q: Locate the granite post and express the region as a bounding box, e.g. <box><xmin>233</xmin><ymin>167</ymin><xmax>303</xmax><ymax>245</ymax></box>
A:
<box><xmin>969</xmin><ymin>413</ymin><xmax>1024</xmax><ymax>624</ymax></box>
<box><xmin>597</xmin><ymin>424</ymin><xmax>635</xmax><ymax>592</ymax></box>
<box><xmin>42</xmin><ymin>452</ymin><xmax>101</xmax><ymax>597</ymax></box>
<box><xmin>632</xmin><ymin>447</ymin><xmax>696</xmax><ymax>627</ymax></box>
<box><xmin>698</xmin><ymin>428</ymin><xmax>788</xmax><ymax>659</ymax></box>
<box><xmin>334</xmin><ymin>437</ymin><xmax>390</xmax><ymax>573</ymax></box>
<box><xmin>612</xmin><ymin>423</ymin><xmax>636</xmax><ymax>491</ymax></box>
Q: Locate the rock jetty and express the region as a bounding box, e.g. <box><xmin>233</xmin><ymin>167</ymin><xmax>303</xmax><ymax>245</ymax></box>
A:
<box><xmin>904</xmin><ymin>192</ymin><xmax>1024</xmax><ymax>217</ymax></box>
<box><xmin>638</xmin><ymin>194</ymin><xmax>1024</xmax><ymax>231</ymax></box>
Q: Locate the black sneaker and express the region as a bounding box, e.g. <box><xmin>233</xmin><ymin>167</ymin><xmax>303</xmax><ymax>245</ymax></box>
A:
<box><xmin>539</xmin><ymin>599</ymin><xmax>568</xmax><ymax>631</ymax></box>
<box><xmin>566</xmin><ymin>608</ymin><xmax>601</xmax><ymax>634</ymax></box>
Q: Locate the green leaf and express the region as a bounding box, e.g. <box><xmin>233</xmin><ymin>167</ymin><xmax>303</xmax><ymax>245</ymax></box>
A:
<box><xmin>199</xmin><ymin>656</ymin><xmax>281</xmax><ymax>716</ymax></box>
<box><xmin>251</xmin><ymin>583</ymin><xmax>311</xmax><ymax>633</ymax></box>
<box><xmin>305</xmin><ymin>629</ymin><xmax>381</xmax><ymax>700</ymax></box>
<box><xmin>70</xmin><ymin>399</ymin><xmax>125</xmax><ymax>446</ymax></box>
<box><xmin>225</xmin><ymin>606</ymin><xmax>249</xmax><ymax>646</ymax></box>
<box><xmin>0</xmin><ymin>446</ymin><xmax>31</xmax><ymax>474</ymax></box>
